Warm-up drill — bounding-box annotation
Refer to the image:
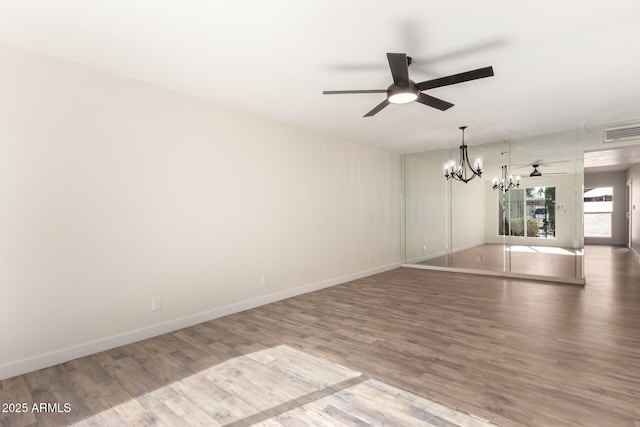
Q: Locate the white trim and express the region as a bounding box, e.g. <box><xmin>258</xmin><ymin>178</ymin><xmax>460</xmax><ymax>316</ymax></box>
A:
<box><xmin>453</xmin><ymin>241</ymin><xmax>487</xmax><ymax>253</ymax></box>
<box><xmin>405</xmin><ymin>241</ymin><xmax>485</xmax><ymax>265</ymax></box>
<box><xmin>631</xmin><ymin>246</ymin><xmax>640</xmax><ymax>262</ymax></box>
<box><xmin>402</xmin><ymin>263</ymin><xmax>586</xmax><ymax>286</ymax></box>
<box><xmin>404</xmin><ymin>251</ymin><xmax>445</xmax><ymax>264</ymax></box>
<box><xmin>0</xmin><ymin>262</ymin><xmax>401</xmax><ymax>381</ymax></box>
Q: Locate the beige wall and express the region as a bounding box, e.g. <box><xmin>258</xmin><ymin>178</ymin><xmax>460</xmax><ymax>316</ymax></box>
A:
<box><xmin>403</xmin><ymin>154</ymin><xmax>447</xmax><ymax>262</ymax></box>
<box><xmin>0</xmin><ymin>43</ymin><xmax>401</xmax><ymax>376</ymax></box>
<box><xmin>451</xmin><ymin>176</ymin><xmax>486</xmax><ymax>250</ymax></box>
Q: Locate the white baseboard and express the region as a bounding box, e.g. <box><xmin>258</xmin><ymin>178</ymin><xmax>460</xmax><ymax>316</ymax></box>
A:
<box><xmin>403</xmin><ymin>263</ymin><xmax>586</xmax><ymax>285</ymax></box>
<box><xmin>0</xmin><ymin>262</ymin><xmax>401</xmax><ymax>381</ymax></box>
<box><xmin>405</xmin><ymin>241</ymin><xmax>486</xmax><ymax>265</ymax></box>
<box><xmin>404</xmin><ymin>250</ymin><xmax>445</xmax><ymax>264</ymax></box>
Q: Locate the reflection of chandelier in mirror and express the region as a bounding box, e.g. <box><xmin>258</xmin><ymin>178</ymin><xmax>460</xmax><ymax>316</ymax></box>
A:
<box><xmin>443</xmin><ymin>126</ymin><xmax>482</xmax><ymax>183</ymax></box>
<box><xmin>492</xmin><ymin>153</ymin><xmax>520</xmax><ymax>192</ymax></box>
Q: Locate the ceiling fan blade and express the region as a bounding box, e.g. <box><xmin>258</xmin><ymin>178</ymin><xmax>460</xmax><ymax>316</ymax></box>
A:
<box><xmin>386</xmin><ymin>53</ymin><xmax>410</xmax><ymax>86</ymax></box>
<box><xmin>364</xmin><ymin>99</ymin><xmax>390</xmax><ymax>117</ymax></box>
<box><xmin>515</xmin><ymin>162</ymin><xmax>541</xmax><ymax>170</ymax></box>
<box><xmin>323</xmin><ymin>89</ymin><xmax>388</xmax><ymax>95</ymax></box>
<box><xmin>416</xmin><ymin>93</ymin><xmax>454</xmax><ymax>111</ymax></box>
<box><xmin>416</xmin><ymin>66</ymin><xmax>494</xmax><ymax>91</ymax></box>
<box><xmin>539</xmin><ymin>160</ymin><xmax>570</xmax><ymax>166</ymax></box>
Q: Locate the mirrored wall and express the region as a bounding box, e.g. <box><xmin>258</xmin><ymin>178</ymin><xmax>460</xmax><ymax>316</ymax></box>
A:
<box><xmin>403</xmin><ymin>131</ymin><xmax>585</xmax><ymax>284</ymax></box>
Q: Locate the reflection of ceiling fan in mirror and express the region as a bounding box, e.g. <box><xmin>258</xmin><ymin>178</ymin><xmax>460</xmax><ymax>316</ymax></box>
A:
<box><xmin>529</xmin><ymin>162</ymin><xmax>567</xmax><ymax>177</ymax></box>
<box><xmin>514</xmin><ymin>161</ymin><xmax>567</xmax><ymax>177</ymax></box>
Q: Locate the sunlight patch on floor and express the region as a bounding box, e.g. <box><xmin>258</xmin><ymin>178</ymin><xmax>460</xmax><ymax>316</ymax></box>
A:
<box><xmin>508</xmin><ymin>245</ymin><xmax>575</xmax><ymax>255</ymax></box>
<box><xmin>74</xmin><ymin>344</ymin><xmax>496</xmax><ymax>426</ymax></box>
<box><xmin>256</xmin><ymin>378</ymin><xmax>497</xmax><ymax>426</ymax></box>
<box><xmin>74</xmin><ymin>345</ymin><xmax>360</xmax><ymax>426</ymax></box>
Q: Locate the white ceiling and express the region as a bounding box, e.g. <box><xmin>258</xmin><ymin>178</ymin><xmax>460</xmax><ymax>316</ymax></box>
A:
<box><xmin>585</xmin><ymin>145</ymin><xmax>640</xmax><ymax>173</ymax></box>
<box><xmin>1</xmin><ymin>1</ymin><xmax>640</xmax><ymax>154</ymax></box>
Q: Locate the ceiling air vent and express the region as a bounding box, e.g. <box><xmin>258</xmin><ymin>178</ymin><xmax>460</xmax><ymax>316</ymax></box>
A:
<box><xmin>603</xmin><ymin>125</ymin><xmax>640</xmax><ymax>143</ymax></box>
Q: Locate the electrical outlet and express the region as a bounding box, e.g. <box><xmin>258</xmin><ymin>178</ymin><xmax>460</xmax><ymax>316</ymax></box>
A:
<box><xmin>368</xmin><ymin>254</ymin><xmax>373</xmax><ymax>263</ymax></box>
<box><xmin>262</xmin><ymin>274</ymin><xmax>270</xmax><ymax>286</ymax></box>
<box><xmin>151</xmin><ymin>297</ymin><xmax>162</xmax><ymax>312</ymax></box>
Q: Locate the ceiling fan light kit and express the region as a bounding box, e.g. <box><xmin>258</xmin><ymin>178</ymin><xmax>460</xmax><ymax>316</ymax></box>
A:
<box><xmin>388</xmin><ymin>88</ymin><xmax>418</xmax><ymax>104</ymax></box>
<box><xmin>323</xmin><ymin>52</ymin><xmax>494</xmax><ymax>117</ymax></box>
<box><xmin>444</xmin><ymin>126</ymin><xmax>483</xmax><ymax>183</ymax></box>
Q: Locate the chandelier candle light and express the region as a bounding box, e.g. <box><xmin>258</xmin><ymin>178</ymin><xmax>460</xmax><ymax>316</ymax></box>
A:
<box><xmin>443</xmin><ymin>126</ymin><xmax>483</xmax><ymax>183</ymax></box>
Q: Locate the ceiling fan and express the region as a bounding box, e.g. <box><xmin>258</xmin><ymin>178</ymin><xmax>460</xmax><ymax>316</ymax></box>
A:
<box><xmin>530</xmin><ymin>164</ymin><xmax>543</xmax><ymax>177</ymax></box>
<box><xmin>529</xmin><ymin>163</ymin><xmax>567</xmax><ymax>177</ymax></box>
<box><xmin>323</xmin><ymin>52</ymin><xmax>494</xmax><ymax>117</ymax></box>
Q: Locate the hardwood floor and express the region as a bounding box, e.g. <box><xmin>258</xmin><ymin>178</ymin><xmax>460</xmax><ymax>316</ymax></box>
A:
<box><xmin>1</xmin><ymin>245</ymin><xmax>639</xmax><ymax>426</ymax></box>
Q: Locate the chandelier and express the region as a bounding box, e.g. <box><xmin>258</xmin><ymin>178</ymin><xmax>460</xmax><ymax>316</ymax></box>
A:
<box><xmin>443</xmin><ymin>126</ymin><xmax>482</xmax><ymax>183</ymax></box>
<box><xmin>492</xmin><ymin>152</ymin><xmax>520</xmax><ymax>192</ymax></box>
